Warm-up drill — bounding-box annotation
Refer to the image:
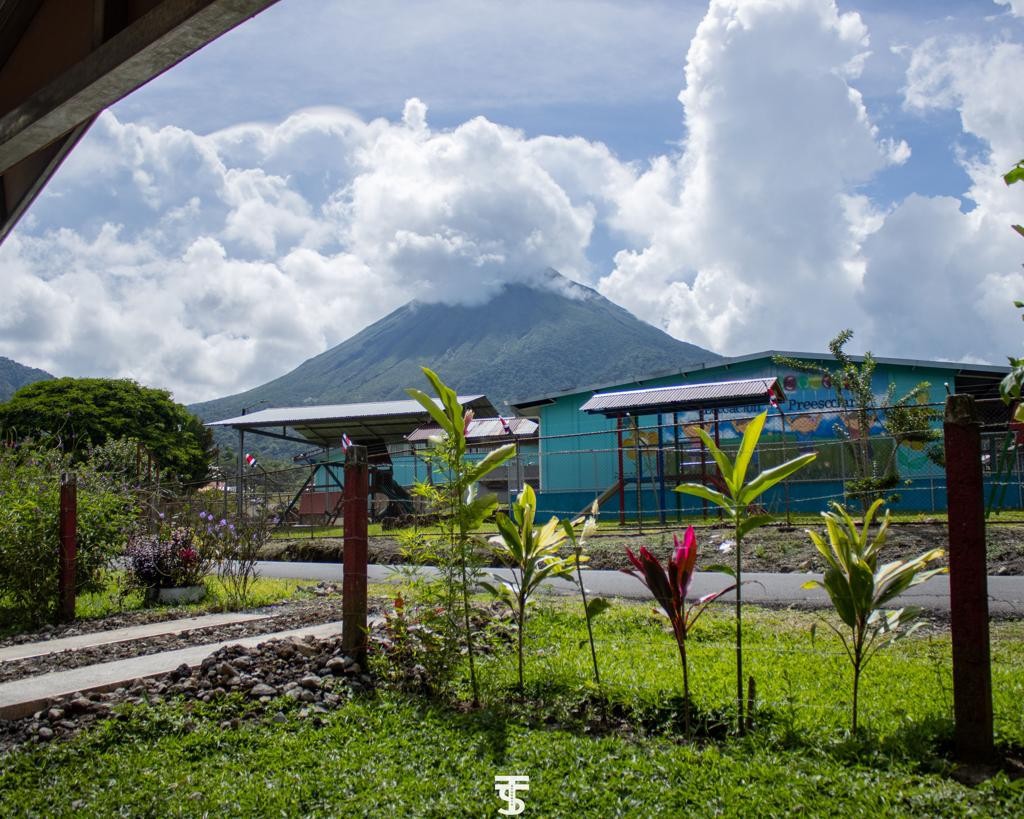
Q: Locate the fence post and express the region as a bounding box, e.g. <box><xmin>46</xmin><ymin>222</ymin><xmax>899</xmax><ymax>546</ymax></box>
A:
<box><xmin>943</xmin><ymin>394</ymin><xmax>994</xmax><ymax>763</ymax></box>
<box><xmin>616</xmin><ymin>417</ymin><xmax>625</xmax><ymax>526</ymax></box>
<box><xmin>58</xmin><ymin>472</ymin><xmax>77</xmax><ymax>622</ymax></box>
<box><xmin>342</xmin><ymin>445</ymin><xmax>369</xmax><ymax>665</ymax></box>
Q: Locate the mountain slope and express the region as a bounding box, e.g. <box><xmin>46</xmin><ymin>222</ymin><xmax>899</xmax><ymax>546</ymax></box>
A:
<box><xmin>192</xmin><ymin>272</ymin><xmax>719</xmax><ymax>424</ymax></box>
<box><xmin>0</xmin><ymin>356</ymin><xmax>54</xmax><ymax>402</ymax></box>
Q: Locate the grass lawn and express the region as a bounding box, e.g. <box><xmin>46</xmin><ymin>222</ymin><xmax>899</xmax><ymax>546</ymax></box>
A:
<box><xmin>2</xmin><ymin>601</ymin><xmax>1022</xmax><ymax>816</ymax></box>
<box><xmin>2</xmin><ymin>574</ymin><xmax>307</xmax><ymax>640</ymax></box>
<box><xmin>74</xmin><ymin>573</ymin><xmax>307</xmax><ymax>620</ymax></box>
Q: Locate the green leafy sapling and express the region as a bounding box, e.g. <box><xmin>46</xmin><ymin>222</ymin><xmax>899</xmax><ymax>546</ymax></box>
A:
<box><xmin>999</xmin><ymin>160</ymin><xmax>1024</xmax><ymax>418</ymax></box>
<box><xmin>622</xmin><ymin>527</ymin><xmax>736</xmax><ymax>735</ymax></box>
<box><xmin>561</xmin><ymin>500</ymin><xmax>610</xmax><ymax>687</ymax></box>
<box><xmin>675</xmin><ymin>409</ymin><xmax>816</xmax><ymax>732</ymax></box>
<box><xmin>802</xmin><ymin>500</ymin><xmax>946</xmax><ymax>732</ymax></box>
<box><xmin>406</xmin><ymin>367</ymin><xmax>516</xmax><ymax>705</ymax></box>
<box><xmin>481</xmin><ymin>484</ymin><xmax>578</xmax><ymax>690</ymax></box>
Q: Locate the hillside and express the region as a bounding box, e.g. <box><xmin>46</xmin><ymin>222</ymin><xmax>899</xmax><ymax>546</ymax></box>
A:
<box><xmin>0</xmin><ymin>356</ymin><xmax>53</xmax><ymax>402</ymax></box>
<box><xmin>192</xmin><ymin>271</ymin><xmax>719</xmax><ymax>429</ymax></box>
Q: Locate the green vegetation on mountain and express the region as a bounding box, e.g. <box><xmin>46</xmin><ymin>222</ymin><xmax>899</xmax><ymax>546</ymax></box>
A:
<box><xmin>0</xmin><ymin>356</ymin><xmax>53</xmax><ymax>402</ymax></box>
<box><xmin>192</xmin><ymin>272</ymin><xmax>718</xmax><ymax>428</ymax></box>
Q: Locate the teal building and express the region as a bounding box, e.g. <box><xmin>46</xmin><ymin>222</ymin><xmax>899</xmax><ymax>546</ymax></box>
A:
<box><xmin>510</xmin><ymin>351</ymin><xmax>1012</xmax><ymax>519</ymax></box>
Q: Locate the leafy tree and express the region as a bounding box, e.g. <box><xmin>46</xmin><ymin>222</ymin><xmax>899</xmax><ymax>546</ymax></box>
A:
<box><xmin>622</xmin><ymin>527</ymin><xmax>735</xmax><ymax>735</ymax></box>
<box><xmin>774</xmin><ymin>330</ymin><xmax>939</xmax><ymax>511</ymax></box>
<box><xmin>0</xmin><ymin>378</ymin><xmax>212</xmax><ymax>486</ymax></box>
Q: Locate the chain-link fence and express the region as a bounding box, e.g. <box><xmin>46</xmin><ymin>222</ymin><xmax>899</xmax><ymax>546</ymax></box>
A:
<box><xmin>518</xmin><ymin>398</ymin><xmax>1020</xmax><ymax>521</ymax></box>
<box><xmin>151</xmin><ymin>396</ymin><xmax>1021</xmax><ymax>534</ymax></box>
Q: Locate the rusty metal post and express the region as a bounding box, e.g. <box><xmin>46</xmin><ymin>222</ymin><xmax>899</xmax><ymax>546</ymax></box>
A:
<box><xmin>58</xmin><ymin>473</ymin><xmax>77</xmax><ymax>622</ymax></box>
<box><xmin>342</xmin><ymin>444</ymin><xmax>369</xmax><ymax>664</ymax></box>
<box><xmin>699</xmin><ymin>408</ymin><xmax>708</xmax><ymax>519</ymax></box>
<box><xmin>634</xmin><ymin>417</ymin><xmax>643</xmax><ymax>534</ymax></box>
<box><xmin>616</xmin><ymin>417</ymin><xmax>625</xmax><ymax>526</ymax></box>
<box><xmin>943</xmin><ymin>394</ymin><xmax>994</xmax><ymax>763</ymax></box>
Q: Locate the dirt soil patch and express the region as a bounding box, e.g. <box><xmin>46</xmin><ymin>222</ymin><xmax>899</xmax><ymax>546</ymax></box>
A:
<box><xmin>263</xmin><ymin>521</ymin><xmax>1024</xmax><ymax>575</ymax></box>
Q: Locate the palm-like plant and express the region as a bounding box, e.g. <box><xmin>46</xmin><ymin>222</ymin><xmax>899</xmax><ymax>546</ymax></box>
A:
<box><xmin>803</xmin><ymin>500</ymin><xmax>947</xmax><ymax>732</ymax></box>
<box><xmin>623</xmin><ymin>527</ymin><xmax>735</xmax><ymax>734</ymax></box>
<box><xmin>675</xmin><ymin>409</ymin><xmax>817</xmax><ymax>731</ymax></box>
<box><xmin>481</xmin><ymin>484</ymin><xmax>578</xmax><ymax>690</ymax></box>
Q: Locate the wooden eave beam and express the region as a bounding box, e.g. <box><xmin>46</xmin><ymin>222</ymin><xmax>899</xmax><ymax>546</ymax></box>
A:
<box><xmin>0</xmin><ymin>0</ymin><xmax>278</xmax><ymax>175</ymax></box>
<box><xmin>0</xmin><ymin>114</ymin><xmax>93</xmax><ymax>240</ymax></box>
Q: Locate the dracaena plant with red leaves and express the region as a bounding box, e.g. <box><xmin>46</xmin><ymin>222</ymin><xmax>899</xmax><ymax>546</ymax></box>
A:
<box><xmin>623</xmin><ymin>527</ymin><xmax>735</xmax><ymax>735</ymax></box>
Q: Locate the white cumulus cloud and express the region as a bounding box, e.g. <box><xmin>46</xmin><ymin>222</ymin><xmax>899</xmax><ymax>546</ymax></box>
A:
<box><xmin>598</xmin><ymin>0</ymin><xmax>907</xmax><ymax>355</ymax></box>
<box><xmin>2</xmin><ymin>101</ymin><xmax>623</xmax><ymax>401</ymax></box>
<box><xmin>859</xmin><ymin>34</ymin><xmax>1024</xmax><ymax>362</ymax></box>
<box><xmin>2</xmin><ymin>0</ymin><xmax>1022</xmax><ymax>405</ymax></box>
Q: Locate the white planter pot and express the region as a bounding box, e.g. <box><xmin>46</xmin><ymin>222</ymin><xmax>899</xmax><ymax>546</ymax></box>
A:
<box><xmin>156</xmin><ymin>584</ymin><xmax>207</xmax><ymax>604</ymax></box>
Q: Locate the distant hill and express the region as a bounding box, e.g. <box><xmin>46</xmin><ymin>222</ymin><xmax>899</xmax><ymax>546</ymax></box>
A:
<box><xmin>192</xmin><ymin>270</ymin><xmax>719</xmax><ymax>442</ymax></box>
<box><xmin>0</xmin><ymin>356</ymin><xmax>53</xmax><ymax>402</ymax></box>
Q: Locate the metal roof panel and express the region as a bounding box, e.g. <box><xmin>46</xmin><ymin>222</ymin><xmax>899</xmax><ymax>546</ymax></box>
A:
<box><xmin>407</xmin><ymin>417</ymin><xmax>538</xmax><ymax>443</ymax></box>
<box><xmin>580</xmin><ymin>378</ymin><xmax>784</xmax><ymax>416</ymax></box>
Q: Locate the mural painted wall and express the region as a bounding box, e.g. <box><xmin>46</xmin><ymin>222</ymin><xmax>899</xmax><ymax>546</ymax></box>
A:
<box><xmin>527</xmin><ymin>354</ymin><xmax>955</xmax><ymax>515</ymax></box>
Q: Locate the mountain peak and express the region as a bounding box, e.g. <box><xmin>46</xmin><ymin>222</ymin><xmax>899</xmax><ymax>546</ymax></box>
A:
<box><xmin>192</xmin><ymin>271</ymin><xmax>720</xmax><ymax>422</ymax></box>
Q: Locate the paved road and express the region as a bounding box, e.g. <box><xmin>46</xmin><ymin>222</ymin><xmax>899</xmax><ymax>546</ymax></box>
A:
<box><xmin>258</xmin><ymin>561</ymin><xmax>1024</xmax><ymax>615</ymax></box>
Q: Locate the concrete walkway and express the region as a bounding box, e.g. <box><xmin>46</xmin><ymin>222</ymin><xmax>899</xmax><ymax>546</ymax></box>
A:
<box><xmin>0</xmin><ymin>620</ymin><xmax>349</xmax><ymax>720</ymax></box>
<box><xmin>0</xmin><ymin>612</ymin><xmax>271</xmax><ymax>663</ymax></box>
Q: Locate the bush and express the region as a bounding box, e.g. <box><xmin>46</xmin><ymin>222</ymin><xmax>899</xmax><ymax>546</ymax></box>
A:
<box><xmin>0</xmin><ymin>444</ymin><xmax>136</xmax><ymax>627</ymax></box>
<box><xmin>195</xmin><ymin>510</ymin><xmax>270</xmax><ymax>611</ymax></box>
<box><xmin>124</xmin><ymin>524</ymin><xmax>210</xmax><ymax>592</ymax></box>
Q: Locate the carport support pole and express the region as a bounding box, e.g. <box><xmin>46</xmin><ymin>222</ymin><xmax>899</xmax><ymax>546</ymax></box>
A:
<box><xmin>943</xmin><ymin>394</ymin><xmax>994</xmax><ymax>764</ymax></box>
<box><xmin>657</xmin><ymin>418</ymin><xmax>666</xmax><ymax>525</ymax></box>
<box><xmin>617</xmin><ymin>417</ymin><xmax>626</xmax><ymax>526</ymax></box>
<box><xmin>674</xmin><ymin>412</ymin><xmax>682</xmax><ymax>522</ymax></box>
<box><xmin>634</xmin><ymin>417</ymin><xmax>643</xmax><ymax>534</ymax></box>
<box><xmin>237</xmin><ymin>428</ymin><xmax>244</xmax><ymax>520</ymax></box>
<box><xmin>343</xmin><ymin>444</ymin><xmax>369</xmax><ymax>665</ymax></box>
<box><xmin>58</xmin><ymin>473</ymin><xmax>77</xmax><ymax>622</ymax></box>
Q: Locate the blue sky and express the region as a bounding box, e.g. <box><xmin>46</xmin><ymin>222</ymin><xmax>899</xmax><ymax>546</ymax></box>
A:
<box><xmin>2</xmin><ymin>0</ymin><xmax>1023</xmax><ymax>402</ymax></box>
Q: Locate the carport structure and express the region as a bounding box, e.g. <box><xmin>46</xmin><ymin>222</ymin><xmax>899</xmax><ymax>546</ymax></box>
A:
<box><xmin>208</xmin><ymin>395</ymin><xmax>499</xmax><ymax>523</ymax></box>
<box><xmin>407</xmin><ymin>415</ymin><xmax>540</xmax><ymax>504</ymax></box>
<box><xmin>579</xmin><ymin>377</ymin><xmax>787</xmax><ymax>525</ymax></box>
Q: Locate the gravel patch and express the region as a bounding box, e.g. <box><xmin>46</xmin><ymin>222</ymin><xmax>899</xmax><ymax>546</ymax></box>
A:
<box><xmin>0</xmin><ymin>625</ymin><xmax>388</xmax><ymax>753</ymax></box>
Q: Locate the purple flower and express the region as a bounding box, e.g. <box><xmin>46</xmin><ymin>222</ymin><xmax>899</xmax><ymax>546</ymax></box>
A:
<box><xmin>220</xmin><ymin>519</ymin><xmax>227</xmax><ymax>526</ymax></box>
